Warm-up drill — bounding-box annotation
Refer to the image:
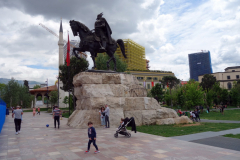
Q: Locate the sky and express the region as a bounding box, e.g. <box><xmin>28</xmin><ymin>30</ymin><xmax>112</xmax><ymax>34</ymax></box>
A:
<box><xmin>0</xmin><ymin>0</ymin><xmax>239</xmax><ymax>85</ymax></box>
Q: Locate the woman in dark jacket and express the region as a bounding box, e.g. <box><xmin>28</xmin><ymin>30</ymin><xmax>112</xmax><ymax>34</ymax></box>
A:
<box><xmin>6</xmin><ymin>107</ymin><xmax>9</xmax><ymax>117</ymax></box>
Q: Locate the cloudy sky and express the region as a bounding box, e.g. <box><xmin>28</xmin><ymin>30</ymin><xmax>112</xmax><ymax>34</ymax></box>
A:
<box><xmin>0</xmin><ymin>0</ymin><xmax>239</xmax><ymax>85</ymax></box>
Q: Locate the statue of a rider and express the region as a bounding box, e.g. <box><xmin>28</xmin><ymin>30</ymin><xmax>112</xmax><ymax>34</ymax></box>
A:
<box><xmin>95</xmin><ymin>12</ymin><xmax>113</xmax><ymax>52</ymax></box>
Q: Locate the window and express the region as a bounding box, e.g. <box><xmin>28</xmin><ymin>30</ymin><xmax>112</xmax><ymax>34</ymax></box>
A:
<box><xmin>232</xmin><ymin>70</ymin><xmax>235</xmax><ymax>72</ymax></box>
<box><xmin>137</xmin><ymin>77</ymin><xmax>143</xmax><ymax>80</ymax></box>
<box><xmin>237</xmin><ymin>75</ymin><xmax>239</xmax><ymax>79</ymax></box>
<box><xmin>139</xmin><ymin>83</ymin><xmax>142</xmax><ymax>85</ymax></box>
<box><xmin>147</xmin><ymin>84</ymin><xmax>150</xmax><ymax>89</ymax></box>
<box><xmin>147</xmin><ymin>77</ymin><xmax>152</xmax><ymax>80</ymax></box>
<box><xmin>153</xmin><ymin>77</ymin><xmax>158</xmax><ymax>81</ymax></box>
<box><xmin>227</xmin><ymin>82</ymin><xmax>232</xmax><ymax>90</ymax></box>
<box><xmin>227</xmin><ymin>76</ymin><xmax>231</xmax><ymax>79</ymax></box>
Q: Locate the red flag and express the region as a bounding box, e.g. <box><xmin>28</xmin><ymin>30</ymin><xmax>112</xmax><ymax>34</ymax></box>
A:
<box><xmin>151</xmin><ymin>81</ymin><xmax>154</xmax><ymax>87</ymax></box>
<box><xmin>66</xmin><ymin>33</ymin><xmax>70</xmax><ymax>66</ymax></box>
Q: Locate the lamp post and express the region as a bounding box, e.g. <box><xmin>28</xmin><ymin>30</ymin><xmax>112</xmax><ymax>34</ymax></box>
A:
<box><xmin>45</xmin><ymin>79</ymin><xmax>48</xmax><ymax>108</ymax></box>
<box><xmin>56</xmin><ymin>75</ymin><xmax>60</xmax><ymax>107</ymax></box>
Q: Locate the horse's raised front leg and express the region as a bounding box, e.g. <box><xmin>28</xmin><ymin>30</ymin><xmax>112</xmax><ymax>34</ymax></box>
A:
<box><xmin>72</xmin><ymin>47</ymin><xmax>83</xmax><ymax>59</ymax></box>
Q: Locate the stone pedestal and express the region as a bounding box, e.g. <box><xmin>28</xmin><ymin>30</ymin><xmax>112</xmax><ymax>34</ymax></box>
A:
<box><xmin>67</xmin><ymin>72</ymin><xmax>192</xmax><ymax>128</ymax></box>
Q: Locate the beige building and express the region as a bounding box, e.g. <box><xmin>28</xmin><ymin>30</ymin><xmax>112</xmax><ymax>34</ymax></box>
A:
<box><xmin>128</xmin><ymin>70</ymin><xmax>175</xmax><ymax>91</ymax></box>
<box><xmin>198</xmin><ymin>66</ymin><xmax>240</xmax><ymax>90</ymax></box>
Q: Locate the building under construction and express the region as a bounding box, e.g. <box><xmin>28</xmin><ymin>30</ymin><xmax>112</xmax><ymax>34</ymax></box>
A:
<box><xmin>115</xmin><ymin>39</ymin><xmax>146</xmax><ymax>70</ymax></box>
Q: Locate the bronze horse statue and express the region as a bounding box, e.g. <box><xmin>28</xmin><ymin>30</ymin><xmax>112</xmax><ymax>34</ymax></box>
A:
<box><xmin>70</xmin><ymin>20</ymin><xmax>127</xmax><ymax>71</ymax></box>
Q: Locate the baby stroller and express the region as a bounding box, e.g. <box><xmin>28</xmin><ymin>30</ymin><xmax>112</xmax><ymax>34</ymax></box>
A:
<box><xmin>114</xmin><ymin>117</ymin><xmax>137</xmax><ymax>138</ymax></box>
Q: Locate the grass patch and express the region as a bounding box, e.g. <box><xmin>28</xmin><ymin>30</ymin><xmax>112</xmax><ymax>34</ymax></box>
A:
<box><xmin>223</xmin><ymin>134</ymin><xmax>240</xmax><ymax>139</ymax></box>
<box><xmin>200</xmin><ymin>109</ymin><xmax>240</xmax><ymax>121</ymax></box>
<box><xmin>134</xmin><ymin>123</ymin><xmax>240</xmax><ymax>137</ymax></box>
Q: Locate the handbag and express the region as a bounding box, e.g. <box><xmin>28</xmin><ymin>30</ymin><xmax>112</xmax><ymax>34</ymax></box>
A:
<box><xmin>101</xmin><ymin>112</ymin><xmax>105</xmax><ymax>116</ymax></box>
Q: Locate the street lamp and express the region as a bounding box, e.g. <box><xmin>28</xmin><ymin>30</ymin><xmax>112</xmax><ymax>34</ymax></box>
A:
<box><xmin>56</xmin><ymin>75</ymin><xmax>60</xmax><ymax>107</ymax></box>
<box><xmin>45</xmin><ymin>79</ymin><xmax>48</xmax><ymax>108</ymax></box>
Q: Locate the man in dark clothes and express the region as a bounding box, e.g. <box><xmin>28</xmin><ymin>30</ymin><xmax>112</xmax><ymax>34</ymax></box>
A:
<box><xmin>194</xmin><ymin>109</ymin><xmax>200</xmax><ymax>121</ymax></box>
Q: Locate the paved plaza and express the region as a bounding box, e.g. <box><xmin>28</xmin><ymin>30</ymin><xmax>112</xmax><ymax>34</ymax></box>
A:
<box><xmin>1</xmin><ymin>112</ymin><xmax>240</xmax><ymax>160</ymax></box>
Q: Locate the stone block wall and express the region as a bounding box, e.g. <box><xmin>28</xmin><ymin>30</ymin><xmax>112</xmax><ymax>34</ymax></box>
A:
<box><xmin>67</xmin><ymin>72</ymin><xmax>192</xmax><ymax>128</ymax></box>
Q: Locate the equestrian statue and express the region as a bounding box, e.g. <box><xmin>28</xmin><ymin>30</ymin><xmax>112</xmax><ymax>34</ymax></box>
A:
<box><xmin>70</xmin><ymin>13</ymin><xmax>127</xmax><ymax>71</ymax></box>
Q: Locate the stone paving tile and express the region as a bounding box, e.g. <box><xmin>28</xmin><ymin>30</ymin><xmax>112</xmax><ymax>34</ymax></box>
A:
<box><xmin>1</xmin><ymin>112</ymin><xmax>240</xmax><ymax>160</ymax></box>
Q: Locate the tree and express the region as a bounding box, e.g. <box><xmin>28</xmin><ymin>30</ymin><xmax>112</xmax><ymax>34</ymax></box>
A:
<box><xmin>2</xmin><ymin>78</ymin><xmax>20</xmax><ymax>107</ymax></box>
<box><xmin>150</xmin><ymin>83</ymin><xmax>164</xmax><ymax>103</ymax></box>
<box><xmin>33</xmin><ymin>84</ymin><xmax>41</xmax><ymax>89</ymax></box>
<box><xmin>230</xmin><ymin>82</ymin><xmax>240</xmax><ymax>106</ymax></box>
<box><xmin>63</xmin><ymin>96</ymin><xmax>69</xmax><ymax>106</ymax></box>
<box><xmin>200</xmin><ymin>74</ymin><xmax>216</xmax><ymax>91</ymax></box>
<box><xmin>161</xmin><ymin>76</ymin><xmax>180</xmax><ymax>107</ymax></box>
<box><xmin>237</xmin><ymin>80</ymin><xmax>240</xmax><ymax>85</ymax></box>
<box><xmin>0</xmin><ymin>83</ymin><xmax>6</xmax><ymax>99</ymax></box>
<box><xmin>49</xmin><ymin>91</ymin><xmax>58</xmax><ymax>106</ymax></box>
<box><xmin>95</xmin><ymin>53</ymin><xmax>127</xmax><ymax>72</ymax></box>
<box><xmin>220</xmin><ymin>89</ymin><xmax>229</xmax><ymax>105</ymax></box>
<box><xmin>177</xmin><ymin>88</ymin><xmax>185</xmax><ymax>108</ymax></box>
<box><xmin>205</xmin><ymin>89</ymin><xmax>214</xmax><ymax>107</ymax></box>
<box><xmin>183</xmin><ymin>80</ymin><xmax>205</xmax><ymax>110</ymax></box>
<box><xmin>2</xmin><ymin>78</ymin><xmax>34</xmax><ymax>108</ymax></box>
<box><xmin>164</xmin><ymin>90</ymin><xmax>171</xmax><ymax>106</ymax></box>
<box><xmin>212</xmin><ymin>82</ymin><xmax>222</xmax><ymax>105</ymax></box>
<box><xmin>59</xmin><ymin>57</ymin><xmax>89</xmax><ymax>92</ymax></box>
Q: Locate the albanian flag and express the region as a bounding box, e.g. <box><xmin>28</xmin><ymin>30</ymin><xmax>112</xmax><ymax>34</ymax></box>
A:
<box><xmin>151</xmin><ymin>81</ymin><xmax>154</xmax><ymax>87</ymax></box>
<box><xmin>66</xmin><ymin>33</ymin><xmax>70</xmax><ymax>66</ymax></box>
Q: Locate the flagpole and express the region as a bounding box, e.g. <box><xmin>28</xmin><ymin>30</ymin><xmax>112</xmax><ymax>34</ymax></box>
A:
<box><xmin>67</xmin><ymin>31</ymin><xmax>71</xmax><ymax>117</ymax></box>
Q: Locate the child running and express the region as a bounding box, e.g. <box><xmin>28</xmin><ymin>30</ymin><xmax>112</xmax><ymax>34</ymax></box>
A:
<box><xmin>85</xmin><ymin>122</ymin><xmax>100</xmax><ymax>154</ymax></box>
<box><xmin>33</xmin><ymin>107</ymin><xmax>36</xmax><ymax>117</ymax></box>
<box><xmin>37</xmin><ymin>107</ymin><xmax>40</xmax><ymax>115</ymax></box>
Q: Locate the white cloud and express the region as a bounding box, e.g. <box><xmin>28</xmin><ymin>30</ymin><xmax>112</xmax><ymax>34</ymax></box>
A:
<box><xmin>129</xmin><ymin>0</ymin><xmax>240</xmax><ymax>80</ymax></box>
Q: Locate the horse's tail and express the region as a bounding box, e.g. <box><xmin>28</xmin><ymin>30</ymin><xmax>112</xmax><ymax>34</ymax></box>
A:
<box><xmin>117</xmin><ymin>39</ymin><xmax>127</xmax><ymax>58</ymax></box>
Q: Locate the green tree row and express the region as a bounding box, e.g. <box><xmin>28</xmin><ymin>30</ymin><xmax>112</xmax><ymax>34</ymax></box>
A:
<box><xmin>150</xmin><ymin>74</ymin><xmax>240</xmax><ymax>110</ymax></box>
<box><xmin>0</xmin><ymin>78</ymin><xmax>35</xmax><ymax>108</ymax></box>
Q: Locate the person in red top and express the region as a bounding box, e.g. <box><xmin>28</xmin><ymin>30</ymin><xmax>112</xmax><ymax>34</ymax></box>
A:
<box><xmin>177</xmin><ymin>109</ymin><xmax>183</xmax><ymax>117</ymax></box>
<box><xmin>37</xmin><ymin>107</ymin><xmax>40</xmax><ymax>115</ymax></box>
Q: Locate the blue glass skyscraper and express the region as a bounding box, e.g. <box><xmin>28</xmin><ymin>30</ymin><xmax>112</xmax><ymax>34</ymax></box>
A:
<box><xmin>188</xmin><ymin>51</ymin><xmax>213</xmax><ymax>81</ymax></box>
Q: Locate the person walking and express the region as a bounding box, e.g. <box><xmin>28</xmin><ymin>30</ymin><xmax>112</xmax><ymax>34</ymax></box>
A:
<box><xmin>12</xmin><ymin>106</ymin><xmax>23</xmax><ymax>135</ymax></box>
<box><xmin>85</xmin><ymin>122</ymin><xmax>100</xmax><ymax>154</ymax></box>
<box><xmin>190</xmin><ymin>111</ymin><xmax>194</xmax><ymax>121</ymax></box>
<box><xmin>200</xmin><ymin>105</ymin><xmax>203</xmax><ymax>114</ymax></box>
<box><xmin>99</xmin><ymin>107</ymin><xmax>105</xmax><ymax>127</ymax></box>
<box><xmin>6</xmin><ymin>107</ymin><xmax>9</xmax><ymax>117</ymax></box>
<box><xmin>103</xmin><ymin>104</ymin><xmax>110</xmax><ymax>128</ymax></box>
<box><xmin>53</xmin><ymin>106</ymin><xmax>61</xmax><ymax>129</ymax></box>
<box><xmin>37</xmin><ymin>107</ymin><xmax>40</xmax><ymax>115</ymax></box>
<box><xmin>221</xmin><ymin>105</ymin><xmax>225</xmax><ymax>115</ymax></box>
<box><xmin>33</xmin><ymin>107</ymin><xmax>36</xmax><ymax>117</ymax></box>
<box><xmin>207</xmin><ymin>105</ymin><xmax>210</xmax><ymax>113</ymax></box>
<box><xmin>194</xmin><ymin>109</ymin><xmax>200</xmax><ymax>122</ymax></box>
<box><xmin>19</xmin><ymin>106</ymin><xmax>23</xmax><ymax>123</ymax></box>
